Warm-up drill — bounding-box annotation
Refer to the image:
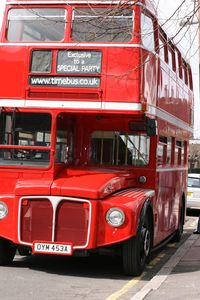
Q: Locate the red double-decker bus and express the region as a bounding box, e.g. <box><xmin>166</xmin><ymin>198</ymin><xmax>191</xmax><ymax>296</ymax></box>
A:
<box><xmin>0</xmin><ymin>0</ymin><xmax>193</xmax><ymax>275</ymax></box>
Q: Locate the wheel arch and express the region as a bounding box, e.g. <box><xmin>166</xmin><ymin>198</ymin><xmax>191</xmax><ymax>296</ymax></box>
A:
<box><xmin>122</xmin><ymin>197</ymin><xmax>154</xmax><ymax>276</ymax></box>
<box><xmin>138</xmin><ymin>198</ymin><xmax>154</xmax><ymax>240</ymax></box>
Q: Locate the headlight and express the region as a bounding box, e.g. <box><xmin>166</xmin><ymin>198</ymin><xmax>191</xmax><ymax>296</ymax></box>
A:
<box><xmin>30</xmin><ymin>50</ymin><xmax>52</xmax><ymax>73</ymax></box>
<box><xmin>0</xmin><ymin>202</ymin><xmax>8</xmax><ymax>220</ymax></box>
<box><xmin>106</xmin><ymin>208</ymin><xmax>125</xmax><ymax>227</ymax></box>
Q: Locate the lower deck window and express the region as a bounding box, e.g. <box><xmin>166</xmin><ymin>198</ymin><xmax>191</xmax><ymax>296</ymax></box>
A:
<box><xmin>91</xmin><ymin>131</ymin><xmax>150</xmax><ymax>166</ymax></box>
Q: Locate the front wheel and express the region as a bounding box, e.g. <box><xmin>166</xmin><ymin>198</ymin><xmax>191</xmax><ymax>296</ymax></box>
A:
<box><xmin>0</xmin><ymin>238</ymin><xmax>16</xmax><ymax>265</ymax></box>
<box><xmin>122</xmin><ymin>214</ymin><xmax>152</xmax><ymax>276</ymax></box>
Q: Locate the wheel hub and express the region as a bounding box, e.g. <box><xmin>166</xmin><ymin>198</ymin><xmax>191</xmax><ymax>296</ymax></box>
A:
<box><xmin>143</xmin><ymin>230</ymin><xmax>150</xmax><ymax>256</ymax></box>
<box><xmin>140</xmin><ymin>227</ymin><xmax>150</xmax><ymax>257</ymax></box>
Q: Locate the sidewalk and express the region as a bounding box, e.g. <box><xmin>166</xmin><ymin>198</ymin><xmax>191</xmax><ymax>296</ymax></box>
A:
<box><xmin>131</xmin><ymin>222</ymin><xmax>200</xmax><ymax>300</ymax></box>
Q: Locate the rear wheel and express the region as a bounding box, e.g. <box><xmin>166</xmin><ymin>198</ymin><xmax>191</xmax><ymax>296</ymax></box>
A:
<box><xmin>172</xmin><ymin>202</ymin><xmax>184</xmax><ymax>242</ymax></box>
<box><xmin>122</xmin><ymin>214</ymin><xmax>152</xmax><ymax>276</ymax></box>
<box><xmin>0</xmin><ymin>238</ymin><xmax>16</xmax><ymax>265</ymax></box>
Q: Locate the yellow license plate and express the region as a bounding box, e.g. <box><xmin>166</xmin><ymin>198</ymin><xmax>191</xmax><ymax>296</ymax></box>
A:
<box><xmin>187</xmin><ymin>192</ymin><xmax>193</xmax><ymax>197</ymax></box>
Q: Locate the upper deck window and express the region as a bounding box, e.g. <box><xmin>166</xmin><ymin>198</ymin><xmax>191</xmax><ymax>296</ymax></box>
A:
<box><xmin>141</xmin><ymin>14</ymin><xmax>155</xmax><ymax>51</ymax></box>
<box><xmin>72</xmin><ymin>8</ymin><xmax>134</xmax><ymax>42</ymax></box>
<box><xmin>7</xmin><ymin>8</ymin><xmax>66</xmax><ymax>42</ymax></box>
<box><xmin>168</xmin><ymin>44</ymin><xmax>176</xmax><ymax>72</ymax></box>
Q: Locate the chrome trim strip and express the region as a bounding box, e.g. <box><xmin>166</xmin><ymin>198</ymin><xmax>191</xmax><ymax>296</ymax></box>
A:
<box><xmin>0</xmin><ymin>100</ymin><xmax>193</xmax><ymax>130</ymax></box>
<box><xmin>0</xmin><ymin>43</ymin><xmax>145</xmax><ymax>48</ymax></box>
<box><xmin>0</xmin><ymin>99</ymin><xmax>142</xmax><ymax>111</ymax></box>
<box><xmin>156</xmin><ymin>167</ymin><xmax>188</xmax><ymax>172</ymax></box>
<box><xmin>26</xmin><ymin>100</ymin><xmax>102</xmax><ymax>109</ymax></box>
<box><xmin>147</xmin><ymin>104</ymin><xmax>193</xmax><ymax>133</ymax></box>
<box><xmin>102</xmin><ymin>102</ymin><xmax>141</xmax><ymax>111</ymax></box>
<box><xmin>18</xmin><ymin>196</ymin><xmax>92</xmax><ymax>250</ymax></box>
<box><xmin>1</xmin><ymin>100</ymin><xmax>26</xmax><ymax>107</ymax></box>
<box><xmin>6</xmin><ymin>1</ymin><xmax>138</xmax><ymax>5</ymax></box>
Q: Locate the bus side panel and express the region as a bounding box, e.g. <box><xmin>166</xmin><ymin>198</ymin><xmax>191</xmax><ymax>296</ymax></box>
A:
<box><xmin>158</xmin><ymin>60</ymin><xmax>192</xmax><ymax>125</ymax></box>
<box><xmin>155</xmin><ymin>170</ymin><xmax>187</xmax><ymax>246</ymax></box>
<box><xmin>140</xmin><ymin>49</ymin><xmax>158</xmax><ymax>108</ymax></box>
<box><xmin>0</xmin><ymin>46</ymin><xmax>27</xmax><ymax>99</ymax></box>
<box><xmin>105</xmin><ymin>48</ymin><xmax>140</xmax><ymax>104</ymax></box>
<box><xmin>95</xmin><ymin>191</ymin><xmax>155</xmax><ymax>248</ymax></box>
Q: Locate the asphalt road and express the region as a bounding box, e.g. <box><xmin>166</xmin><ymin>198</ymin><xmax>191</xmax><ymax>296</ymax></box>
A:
<box><xmin>0</xmin><ymin>212</ymin><xmax>198</xmax><ymax>300</ymax></box>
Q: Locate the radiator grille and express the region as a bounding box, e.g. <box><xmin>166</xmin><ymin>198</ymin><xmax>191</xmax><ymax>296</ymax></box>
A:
<box><xmin>55</xmin><ymin>201</ymin><xmax>89</xmax><ymax>245</ymax></box>
<box><xmin>20</xmin><ymin>198</ymin><xmax>53</xmax><ymax>243</ymax></box>
<box><xmin>20</xmin><ymin>197</ymin><xmax>90</xmax><ymax>247</ymax></box>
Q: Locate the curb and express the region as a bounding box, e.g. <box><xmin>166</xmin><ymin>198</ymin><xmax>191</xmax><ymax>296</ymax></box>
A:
<box><xmin>130</xmin><ymin>233</ymin><xmax>199</xmax><ymax>300</ymax></box>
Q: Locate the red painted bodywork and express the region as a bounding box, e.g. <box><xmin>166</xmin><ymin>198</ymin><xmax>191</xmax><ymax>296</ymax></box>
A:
<box><xmin>0</xmin><ymin>0</ymin><xmax>193</xmax><ymax>254</ymax></box>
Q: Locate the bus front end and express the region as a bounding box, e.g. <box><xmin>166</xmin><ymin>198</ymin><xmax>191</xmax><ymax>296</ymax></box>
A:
<box><xmin>0</xmin><ymin>0</ymin><xmax>187</xmax><ymax>276</ymax></box>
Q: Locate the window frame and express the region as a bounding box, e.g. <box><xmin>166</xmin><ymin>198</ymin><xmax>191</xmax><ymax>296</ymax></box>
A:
<box><xmin>141</xmin><ymin>12</ymin><xmax>155</xmax><ymax>52</ymax></box>
<box><xmin>90</xmin><ymin>130</ymin><xmax>150</xmax><ymax>167</ymax></box>
<box><xmin>71</xmin><ymin>7</ymin><xmax>134</xmax><ymax>43</ymax></box>
<box><xmin>6</xmin><ymin>7</ymin><xmax>67</xmax><ymax>42</ymax></box>
<box><xmin>0</xmin><ymin>112</ymin><xmax>52</xmax><ymax>168</ymax></box>
<box><xmin>159</xmin><ymin>28</ymin><xmax>168</xmax><ymax>63</ymax></box>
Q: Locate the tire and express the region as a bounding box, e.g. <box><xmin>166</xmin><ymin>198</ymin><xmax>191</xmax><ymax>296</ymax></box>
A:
<box><xmin>122</xmin><ymin>213</ymin><xmax>152</xmax><ymax>276</ymax></box>
<box><xmin>18</xmin><ymin>246</ymin><xmax>31</xmax><ymax>256</ymax></box>
<box><xmin>172</xmin><ymin>202</ymin><xmax>184</xmax><ymax>243</ymax></box>
<box><xmin>0</xmin><ymin>238</ymin><xmax>16</xmax><ymax>265</ymax></box>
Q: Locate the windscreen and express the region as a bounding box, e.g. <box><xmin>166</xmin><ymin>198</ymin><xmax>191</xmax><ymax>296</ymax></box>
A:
<box><xmin>7</xmin><ymin>8</ymin><xmax>66</xmax><ymax>42</ymax></box>
<box><xmin>72</xmin><ymin>7</ymin><xmax>134</xmax><ymax>42</ymax></box>
<box><xmin>0</xmin><ymin>112</ymin><xmax>51</xmax><ymax>167</ymax></box>
<box><xmin>91</xmin><ymin>131</ymin><xmax>150</xmax><ymax>166</ymax></box>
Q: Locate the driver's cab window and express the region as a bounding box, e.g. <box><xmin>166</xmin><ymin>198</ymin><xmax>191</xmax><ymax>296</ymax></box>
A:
<box><xmin>91</xmin><ymin>131</ymin><xmax>150</xmax><ymax>166</ymax></box>
<box><xmin>56</xmin><ymin>114</ymin><xmax>75</xmax><ymax>164</ymax></box>
<box><xmin>0</xmin><ymin>112</ymin><xmax>51</xmax><ymax>167</ymax></box>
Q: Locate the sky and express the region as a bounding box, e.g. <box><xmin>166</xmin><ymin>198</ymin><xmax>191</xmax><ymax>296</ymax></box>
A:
<box><xmin>0</xmin><ymin>0</ymin><xmax>199</xmax><ymax>137</ymax></box>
